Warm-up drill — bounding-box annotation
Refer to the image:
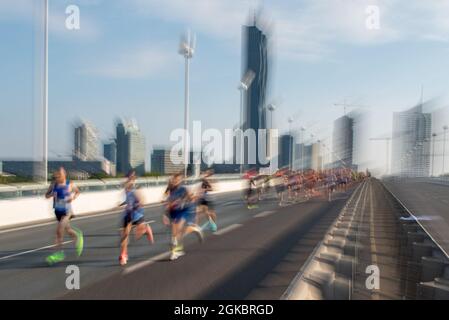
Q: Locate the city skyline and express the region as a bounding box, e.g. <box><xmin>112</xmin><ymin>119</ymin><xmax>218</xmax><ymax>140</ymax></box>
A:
<box><xmin>2</xmin><ymin>1</ymin><xmax>449</xmax><ymax>176</ymax></box>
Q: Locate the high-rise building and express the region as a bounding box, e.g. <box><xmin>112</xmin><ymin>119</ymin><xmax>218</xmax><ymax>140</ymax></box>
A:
<box><xmin>103</xmin><ymin>141</ymin><xmax>117</xmax><ymax>164</ymax></box>
<box><xmin>73</xmin><ymin>121</ymin><xmax>99</xmax><ymax>161</ymax></box>
<box><xmin>278</xmin><ymin>134</ymin><xmax>293</xmax><ymax>169</ymax></box>
<box><xmin>392</xmin><ymin>104</ymin><xmax>431</xmax><ymax>177</ymax></box>
<box><xmin>332</xmin><ymin>115</ymin><xmax>354</xmax><ymax>168</ymax></box>
<box><xmin>311</xmin><ymin>141</ymin><xmax>323</xmax><ymax>171</ymax></box>
<box><xmin>116</xmin><ymin>119</ymin><xmax>146</xmax><ymax>175</ymax></box>
<box><xmin>151</xmin><ymin>146</ymin><xmax>184</xmax><ymax>175</ymax></box>
<box><xmin>303</xmin><ymin>144</ymin><xmax>313</xmax><ymax>170</ymax></box>
<box><xmin>293</xmin><ymin>143</ymin><xmax>304</xmax><ymax>170</ymax></box>
<box><xmin>241</xmin><ymin>18</ymin><xmax>269</xmax><ymax>171</ymax></box>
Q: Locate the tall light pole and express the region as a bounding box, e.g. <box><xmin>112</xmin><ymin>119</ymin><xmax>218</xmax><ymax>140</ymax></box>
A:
<box><xmin>267</xmin><ymin>104</ymin><xmax>276</xmax><ymax>172</ymax></box>
<box><xmin>41</xmin><ymin>0</ymin><xmax>49</xmax><ymax>183</ymax></box>
<box><xmin>318</xmin><ymin>140</ymin><xmax>323</xmax><ymax>170</ymax></box>
<box><xmin>443</xmin><ymin>125</ymin><xmax>449</xmax><ymax>175</ymax></box>
<box><xmin>300</xmin><ymin>127</ymin><xmax>305</xmax><ymax>171</ymax></box>
<box><xmin>288</xmin><ymin>117</ymin><xmax>294</xmax><ymax>170</ymax></box>
<box><xmin>238</xmin><ymin>70</ymin><xmax>255</xmax><ymax>173</ymax></box>
<box><xmin>432</xmin><ymin>133</ymin><xmax>437</xmax><ymax>177</ymax></box>
<box><xmin>267</xmin><ymin>104</ymin><xmax>276</xmax><ymax>129</ymax></box>
<box><xmin>179</xmin><ymin>31</ymin><xmax>195</xmax><ymax>178</ymax></box>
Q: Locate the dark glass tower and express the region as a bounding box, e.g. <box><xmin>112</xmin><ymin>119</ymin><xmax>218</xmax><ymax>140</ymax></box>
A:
<box><xmin>116</xmin><ymin>121</ymin><xmax>127</xmax><ymax>174</ymax></box>
<box><xmin>242</xmin><ymin>21</ymin><xmax>269</xmax><ymax>171</ymax></box>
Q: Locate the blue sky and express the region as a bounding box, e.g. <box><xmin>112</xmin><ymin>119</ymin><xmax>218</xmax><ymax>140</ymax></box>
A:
<box><xmin>2</xmin><ymin>0</ymin><xmax>449</xmax><ymax>174</ymax></box>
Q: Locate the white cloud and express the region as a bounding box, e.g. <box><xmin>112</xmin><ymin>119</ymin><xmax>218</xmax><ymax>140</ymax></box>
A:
<box><xmin>0</xmin><ymin>0</ymin><xmax>30</xmax><ymax>18</ymax></box>
<box><xmin>128</xmin><ymin>0</ymin><xmax>259</xmax><ymax>41</ymax></box>
<box><xmin>128</xmin><ymin>0</ymin><xmax>449</xmax><ymax>61</ymax></box>
<box><xmin>48</xmin><ymin>9</ymin><xmax>101</xmax><ymax>41</ymax></box>
<box><xmin>81</xmin><ymin>46</ymin><xmax>176</xmax><ymax>79</ymax></box>
<box><xmin>0</xmin><ymin>0</ymin><xmax>101</xmax><ymax>41</ymax></box>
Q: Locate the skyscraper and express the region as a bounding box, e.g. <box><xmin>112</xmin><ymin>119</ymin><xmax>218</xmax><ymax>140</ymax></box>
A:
<box><xmin>311</xmin><ymin>141</ymin><xmax>323</xmax><ymax>171</ymax></box>
<box><xmin>73</xmin><ymin>121</ymin><xmax>99</xmax><ymax>161</ymax></box>
<box><xmin>151</xmin><ymin>146</ymin><xmax>184</xmax><ymax>175</ymax></box>
<box><xmin>392</xmin><ymin>104</ymin><xmax>431</xmax><ymax>177</ymax></box>
<box><xmin>103</xmin><ymin>141</ymin><xmax>116</xmax><ymax>164</ymax></box>
<box><xmin>332</xmin><ymin>115</ymin><xmax>354</xmax><ymax>168</ymax></box>
<box><xmin>278</xmin><ymin>134</ymin><xmax>293</xmax><ymax>169</ymax></box>
<box><xmin>241</xmin><ymin>17</ymin><xmax>269</xmax><ymax>171</ymax></box>
<box><xmin>116</xmin><ymin>119</ymin><xmax>146</xmax><ymax>175</ymax></box>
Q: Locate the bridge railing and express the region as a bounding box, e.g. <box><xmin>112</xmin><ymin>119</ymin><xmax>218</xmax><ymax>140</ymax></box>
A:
<box><xmin>0</xmin><ymin>174</ymin><xmax>244</xmax><ymax>229</ymax></box>
<box><xmin>0</xmin><ymin>174</ymin><xmax>241</xmax><ymax>200</ymax></box>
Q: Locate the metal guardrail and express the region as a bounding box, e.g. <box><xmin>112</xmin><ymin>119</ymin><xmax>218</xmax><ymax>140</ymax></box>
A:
<box><xmin>382</xmin><ymin>182</ymin><xmax>449</xmax><ymax>260</ymax></box>
<box><xmin>384</xmin><ymin>176</ymin><xmax>449</xmax><ymax>186</ymax></box>
<box><xmin>0</xmin><ymin>174</ymin><xmax>241</xmax><ymax>200</ymax></box>
<box><xmin>284</xmin><ymin>179</ymin><xmax>449</xmax><ymax>300</ymax></box>
<box><xmin>281</xmin><ymin>182</ymin><xmax>365</xmax><ymax>300</ymax></box>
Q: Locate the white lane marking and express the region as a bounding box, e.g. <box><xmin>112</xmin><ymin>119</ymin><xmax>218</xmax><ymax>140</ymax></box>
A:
<box><xmin>253</xmin><ymin>210</ymin><xmax>275</xmax><ymax>218</ymax></box>
<box><xmin>220</xmin><ymin>201</ymin><xmax>240</xmax><ymax>207</ymax></box>
<box><xmin>0</xmin><ymin>210</ymin><xmax>123</xmax><ymax>234</ymax></box>
<box><xmin>0</xmin><ymin>204</ymin><xmax>165</xmax><ymax>235</ymax></box>
<box><xmin>214</xmin><ymin>223</ymin><xmax>242</xmax><ymax>236</ymax></box>
<box><xmin>0</xmin><ymin>240</ymin><xmax>73</xmax><ymax>261</ymax></box>
<box><xmin>123</xmin><ymin>251</ymin><xmax>170</xmax><ymax>275</ymax></box>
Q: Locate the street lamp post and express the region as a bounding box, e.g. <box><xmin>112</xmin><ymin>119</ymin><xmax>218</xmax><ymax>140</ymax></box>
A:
<box><xmin>42</xmin><ymin>0</ymin><xmax>49</xmax><ymax>184</ymax></box>
<box><xmin>300</xmin><ymin>127</ymin><xmax>305</xmax><ymax>171</ymax></box>
<box><xmin>267</xmin><ymin>104</ymin><xmax>276</xmax><ymax>129</ymax></box>
<box><xmin>443</xmin><ymin>125</ymin><xmax>449</xmax><ymax>174</ymax></box>
<box><xmin>267</xmin><ymin>104</ymin><xmax>276</xmax><ymax>172</ymax></box>
<box><xmin>432</xmin><ymin>133</ymin><xmax>437</xmax><ymax>177</ymax></box>
<box><xmin>238</xmin><ymin>85</ymin><xmax>247</xmax><ymax>174</ymax></box>
<box><xmin>238</xmin><ymin>70</ymin><xmax>255</xmax><ymax>174</ymax></box>
<box><xmin>178</xmin><ymin>31</ymin><xmax>195</xmax><ymax>178</ymax></box>
<box><xmin>288</xmin><ymin>117</ymin><xmax>293</xmax><ymax>170</ymax></box>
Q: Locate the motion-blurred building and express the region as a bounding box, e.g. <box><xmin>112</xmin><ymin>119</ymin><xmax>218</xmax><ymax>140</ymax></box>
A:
<box><xmin>73</xmin><ymin>121</ymin><xmax>99</xmax><ymax>161</ymax></box>
<box><xmin>103</xmin><ymin>141</ymin><xmax>117</xmax><ymax>164</ymax></box>
<box><xmin>116</xmin><ymin>119</ymin><xmax>146</xmax><ymax>175</ymax></box>
<box><xmin>241</xmin><ymin>17</ymin><xmax>269</xmax><ymax>171</ymax></box>
<box><xmin>392</xmin><ymin>104</ymin><xmax>431</xmax><ymax>177</ymax></box>
<box><xmin>332</xmin><ymin>115</ymin><xmax>354</xmax><ymax>169</ymax></box>
<box><xmin>1</xmin><ymin>160</ymin><xmax>114</xmax><ymax>179</ymax></box>
<box><xmin>311</xmin><ymin>141</ymin><xmax>323</xmax><ymax>171</ymax></box>
<box><xmin>150</xmin><ymin>147</ymin><xmax>184</xmax><ymax>175</ymax></box>
<box><xmin>278</xmin><ymin>134</ymin><xmax>293</xmax><ymax>169</ymax></box>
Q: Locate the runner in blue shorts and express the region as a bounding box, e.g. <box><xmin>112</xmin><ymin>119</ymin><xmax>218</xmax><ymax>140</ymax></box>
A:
<box><xmin>44</xmin><ymin>167</ymin><xmax>83</xmax><ymax>265</ymax></box>
<box><xmin>119</xmin><ymin>170</ymin><xmax>154</xmax><ymax>266</ymax></box>
<box><xmin>165</xmin><ymin>173</ymin><xmax>202</xmax><ymax>261</ymax></box>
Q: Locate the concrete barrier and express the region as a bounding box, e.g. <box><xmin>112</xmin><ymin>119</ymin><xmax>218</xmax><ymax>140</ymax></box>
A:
<box><xmin>0</xmin><ymin>179</ymin><xmax>246</xmax><ymax>229</ymax></box>
<box><xmin>284</xmin><ymin>179</ymin><xmax>449</xmax><ymax>300</ymax></box>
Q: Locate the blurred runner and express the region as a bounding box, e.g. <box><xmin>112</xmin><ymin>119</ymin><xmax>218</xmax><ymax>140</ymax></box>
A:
<box><xmin>246</xmin><ymin>176</ymin><xmax>259</xmax><ymax>209</ymax></box>
<box><xmin>45</xmin><ymin>167</ymin><xmax>83</xmax><ymax>265</ymax></box>
<box><xmin>305</xmin><ymin>169</ymin><xmax>318</xmax><ymax>199</ymax></box>
<box><xmin>325</xmin><ymin>170</ymin><xmax>337</xmax><ymax>202</ymax></box>
<box><xmin>164</xmin><ymin>173</ymin><xmax>202</xmax><ymax>261</ymax></box>
<box><xmin>197</xmin><ymin>170</ymin><xmax>218</xmax><ymax>232</ymax></box>
<box><xmin>119</xmin><ymin>170</ymin><xmax>154</xmax><ymax>266</ymax></box>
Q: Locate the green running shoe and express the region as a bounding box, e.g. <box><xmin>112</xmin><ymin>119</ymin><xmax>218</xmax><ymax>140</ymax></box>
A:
<box><xmin>73</xmin><ymin>227</ymin><xmax>84</xmax><ymax>257</ymax></box>
<box><xmin>46</xmin><ymin>251</ymin><xmax>65</xmax><ymax>265</ymax></box>
<box><xmin>174</xmin><ymin>244</ymin><xmax>184</xmax><ymax>253</ymax></box>
<box><xmin>209</xmin><ymin>220</ymin><xmax>218</xmax><ymax>232</ymax></box>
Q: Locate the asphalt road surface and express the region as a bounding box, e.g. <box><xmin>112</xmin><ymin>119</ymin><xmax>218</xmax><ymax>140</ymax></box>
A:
<box><xmin>0</xmin><ymin>186</ymin><xmax>354</xmax><ymax>299</ymax></box>
<box><xmin>383</xmin><ymin>179</ymin><xmax>449</xmax><ymax>258</ymax></box>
